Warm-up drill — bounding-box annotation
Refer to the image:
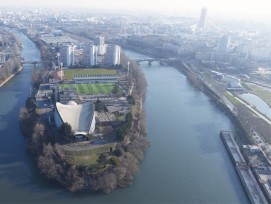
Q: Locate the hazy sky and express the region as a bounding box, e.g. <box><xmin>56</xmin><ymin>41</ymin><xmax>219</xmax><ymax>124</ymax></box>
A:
<box><xmin>1</xmin><ymin>0</ymin><xmax>271</xmax><ymax>19</ymax></box>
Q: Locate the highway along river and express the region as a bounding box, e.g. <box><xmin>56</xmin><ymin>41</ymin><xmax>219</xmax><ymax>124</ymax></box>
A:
<box><xmin>0</xmin><ymin>31</ymin><xmax>248</xmax><ymax>203</ymax></box>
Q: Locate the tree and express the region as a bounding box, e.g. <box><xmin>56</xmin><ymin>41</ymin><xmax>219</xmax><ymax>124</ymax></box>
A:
<box><xmin>37</xmin><ymin>143</ymin><xmax>58</xmax><ymax>180</ymax></box>
<box><xmin>98</xmin><ymin>153</ymin><xmax>107</xmax><ymax>165</ymax></box>
<box><xmin>65</xmin><ymin>167</ymin><xmax>85</xmax><ymax>192</ymax></box>
<box><xmin>110</xmin><ymin>157</ymin><xmax>119</xmax><ymax>166</ymax></box>
<box><xmin>29</xmin><ymin>123</ymin><xmax>46</xmax><ymax>155</ymax></box>
<box><xmin>58</xmin><ymin>122</ymin><xmax>74</xmax><ymax>141</ymax></box>
<box><xmin>26</xmin><ymin>97</ymin><xmax>36</xmax><ymax>111</ymax></box>
<box><xmin>112</xmin><ymin>83</ymin><xmax>119</xmax><ymax>94</ymax></box>
<box><xmin>95</xmin><ymin>99</ymin><xmax>105</xmax><ymax>112</ymax></box>
<box><xmin>127</xmin><ymin>95</ymin><xmax>135</xmax><ymax>105</ymax></box>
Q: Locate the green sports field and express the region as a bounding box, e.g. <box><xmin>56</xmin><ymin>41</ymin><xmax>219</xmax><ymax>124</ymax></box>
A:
<box><xmin>59</xmin><ymin>83</ymin><xmax>122</xmax><ymax>95</ymax></box>
<box><xmin>63</xmin><ymin>69</ymin><xmax>117</xmax><ymax>80</ymax></box>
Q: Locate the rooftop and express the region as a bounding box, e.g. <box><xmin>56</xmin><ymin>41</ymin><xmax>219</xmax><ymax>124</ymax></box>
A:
<box><xmin>56</xmin><ymin>101</ymin><xmax>94</xmax><ymax>133</ymax></box>
<box><xmin>63</xmin><ymin>69</ymin><xmax>117</xmax><ymax>80</ymax></box>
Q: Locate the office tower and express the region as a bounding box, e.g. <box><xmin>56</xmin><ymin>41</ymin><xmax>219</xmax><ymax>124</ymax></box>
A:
<box><xmin>198</xmin><ymin>7</ymin><xmax>207</xmax><ymax>29</ymax></box>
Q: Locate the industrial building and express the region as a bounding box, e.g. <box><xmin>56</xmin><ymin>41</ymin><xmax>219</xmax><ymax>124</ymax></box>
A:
<box><xmin>54</xmin><ymin>101</ymin><xmax>96</xmax><ymax>136</ymax></box>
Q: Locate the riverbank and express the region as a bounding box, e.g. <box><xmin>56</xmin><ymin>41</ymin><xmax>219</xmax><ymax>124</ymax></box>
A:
<box><xmin>19</xmin><ymin>39</ymin><xmax>149</xmax><ymax>193</ymax></box>
<box><xmin>0</xmin><ymin>30</ymin><xmax>248</xmax><ymax>203</ymax></box>
<box><xmin>0</xmin><ymin>66</ymin><xmax>23</xmax><ymax>87</ymax></box>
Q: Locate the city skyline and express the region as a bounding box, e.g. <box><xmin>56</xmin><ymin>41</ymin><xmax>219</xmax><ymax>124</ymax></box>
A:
<box><xmin>1</xmin><ymin>0</ymin><xmax>271</xmax><ymax>20</ymax></box>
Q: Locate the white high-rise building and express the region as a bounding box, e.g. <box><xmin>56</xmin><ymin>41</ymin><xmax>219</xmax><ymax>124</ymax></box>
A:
<box><xmin>106</xmin><ymin>45</ymin><xmax>121</xmax><ymax>66</ymax></box>
<box><xmin>198</xmin><ymin>7</ymin><xmax>207</xmax><ymax>29</ymax></box>
<box><xmin>59</xmin><ymin>44</ymin><xmax>75</xmax><ymax>67</ymax></box>
<box><xmin>218</xmin><ymin>35</ymin><xmax>230</xmax><ymax>53</ymax></box>
<box><xmin>94</xmin><ymin>35</ymin><xmax>106</xmax><ymax>55</ymax></box>
<box><xmin>82</xmin><ymin>45</ymin><xmax>97</xmax><ymax>67</ymax></box>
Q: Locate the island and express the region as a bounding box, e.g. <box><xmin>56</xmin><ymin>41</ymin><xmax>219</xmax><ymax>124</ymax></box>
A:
<box><xmin>19</xmin><ymin>34</ymin><xmax>149</xmax><ymax>193</ymax></box>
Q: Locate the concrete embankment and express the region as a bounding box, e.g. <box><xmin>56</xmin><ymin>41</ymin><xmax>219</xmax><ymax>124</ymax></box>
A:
<box><xmin>220</xmin><ymin>131</ymin><xmax>268</xmax><ymax>204</ymax></box>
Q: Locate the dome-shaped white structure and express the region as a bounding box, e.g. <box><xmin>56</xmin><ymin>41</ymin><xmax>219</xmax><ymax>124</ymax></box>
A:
<box><xmin>54</xmin><ymin>101</ymin><xmax>95</xmax><ymax>135</ymax></box>
<box><xmin>67</xmin><ymin>100</ymin><xmax>77</xmax><ymax>105</ymax></box>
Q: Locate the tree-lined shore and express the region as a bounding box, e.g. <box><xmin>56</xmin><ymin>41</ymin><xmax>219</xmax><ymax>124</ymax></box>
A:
<box><xmin>19</xmin><ymin>52</ymin><xmax>149</xmax><ymax>193</ymax></box>
<box><xmin>0</xmin><ymin>30</ymin><xmax>21</xmax><ymax>86</ymax></box>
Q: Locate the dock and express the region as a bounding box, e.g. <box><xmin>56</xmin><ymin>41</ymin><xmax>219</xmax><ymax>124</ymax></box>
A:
<box><xmin>220</xmin><ymin>131</ymin><xmax>268</xmax><ymax>204</ymax></box>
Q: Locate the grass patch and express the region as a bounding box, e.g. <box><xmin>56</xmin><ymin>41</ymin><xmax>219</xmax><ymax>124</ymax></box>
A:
<box><xmin>91</xmin><ymin>84</ymin><xmax>99</xmax><ymax>94</ymax></box>
<box><xmin>63</xmin><ymin>69</ymin><xmax>117</xmax><ymax>80</ymax></box>
<box><xmin>224</xmin><ymin>92</ymin><xmax>241</xmax><ymax>105</ymax></box>
<box><xmin>61</xmin><ymin>143</ymin><xmax>117</xmax><ymax>166</ymax></box>
<box><xmin>59</xmin><ymin>83</ymin><xmax>122</xmax><ymax>95</ymax></box>
<box><xmin>116</xmin><ymin>114</ymin><xmax>124</xmax><ymax>121</ymax></box>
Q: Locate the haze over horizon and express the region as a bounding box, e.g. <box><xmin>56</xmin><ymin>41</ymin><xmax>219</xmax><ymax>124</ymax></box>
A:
<box><xmin>1</xmin><ymin>0</ymin><xmax>271</xmax><ymax>20</ymax></box>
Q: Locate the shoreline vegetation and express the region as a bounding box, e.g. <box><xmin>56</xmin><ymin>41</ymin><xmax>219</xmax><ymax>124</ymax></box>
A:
<box><xmin>0</xmin><ymin>30</ymin><xmax>22</xmax><ymax>87</ymax></box>
<box><xmin>0</xmin><ymin>65</ymin><xmax>23</xmax><ymax>87</ymax></box>
<box><xmin>19</xmin><ymin>36</ymin><xmax>149</xmax><ymax>193</ymax></box>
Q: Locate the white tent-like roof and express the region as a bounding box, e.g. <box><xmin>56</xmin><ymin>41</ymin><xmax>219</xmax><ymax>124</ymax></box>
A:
<box><xmin>55</xmin><ymin>101</ymin><xmax>95</xmax><ymax>134</ymax></box>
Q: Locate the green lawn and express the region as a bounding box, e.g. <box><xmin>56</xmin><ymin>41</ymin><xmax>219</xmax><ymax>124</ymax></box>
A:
<box><xmin>116</xmin><ymin>114</ymin><xmax>124</xmax><ymax>121</ymax></box>
<box><xmin>224</xmin><ymin>92</ymin><xmax>241</xmax><ymax>105</ymax></box>
<box><xmin>61</xmin><ymin>143</ymin><xmax>117</xmax><ymax>166</ymax></box>
<box><xmin>91</xmin><ymin>84</ymin><xmax>99</xmax><ymax>94</ymax></box>
<box><xmin>59</xmin><ymin>83</ymin><xmax>122</xmax><ymax>95</ymax></box>
<box><xmin>63</xmin><ymin>69</ymin><xmax>117</xmax><ymax>80</ymax></box>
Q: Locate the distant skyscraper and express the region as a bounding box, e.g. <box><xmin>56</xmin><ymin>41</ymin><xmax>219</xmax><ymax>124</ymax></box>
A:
<box><xmin>218</xmin><ymin>35</ymin><xmax>230</xmax><ymax>53</ymax></box>
<box><xmin>82</xmin><ymin>45</ymin><xmax>97</xmax><ymax>67</ymax></box>
<box><xmin>59</xmin><ymin>44</ymin><xmax>75</xmax><ymax>67</ymax></box>
<box><xmin>198</xmin><ymin>7</ymin><xmax>207</xmax><ymax>29</ymax></box>
<box><xmin>106</xmin><ymin>45</ymin><xmax>121</xmax><ymax>66</ymax></box>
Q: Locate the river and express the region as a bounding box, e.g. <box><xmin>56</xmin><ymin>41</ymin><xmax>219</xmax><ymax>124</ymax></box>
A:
<box><xmin>0</xmin><ymin>31</ymin><xmax>248</xmax><ymax>203</ymax></box>
<box><xmin>241</xmin><ymin>93</ymin><xmax>271</xmax><ymax>119</ymax></box>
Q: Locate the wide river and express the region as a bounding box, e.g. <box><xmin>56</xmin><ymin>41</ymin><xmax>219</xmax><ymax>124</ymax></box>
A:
<box><xmin>0</xmin><ymin>31</ymin><xmax>248</xmax><ymax>203</ymax></box>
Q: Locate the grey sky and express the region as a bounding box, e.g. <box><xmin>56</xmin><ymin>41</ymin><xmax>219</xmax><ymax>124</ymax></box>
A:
<box><xmin>1</xmin><ymin>0</ymin><xmax>271</xmax><ymax>19</ymax></box>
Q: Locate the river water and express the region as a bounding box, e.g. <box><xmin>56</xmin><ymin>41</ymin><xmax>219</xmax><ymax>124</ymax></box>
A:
<box><xmin>241</xmin><ymin>93</ymin><xmax>271</xmax><ymax>119</ymax></box>
<box><xmin>0</xmin><ymin>31</ymin><xmax>248</xmax><ymax>203</ymax></box>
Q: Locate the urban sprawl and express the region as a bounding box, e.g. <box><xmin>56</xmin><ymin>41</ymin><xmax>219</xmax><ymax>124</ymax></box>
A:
<box><xmin>1</xmin><ymin>7</ymin><xmax>271</xmax><ymax>199</ymax></box>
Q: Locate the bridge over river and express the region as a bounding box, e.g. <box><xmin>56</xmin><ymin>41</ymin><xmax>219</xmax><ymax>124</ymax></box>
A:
<box><xmin>21</xmin><ymin>60</ymin><xmax>51</xmax><ymax>68</ymax></box>
<box><xmin>135</xmin><ymin>57</ymin><xmax>175</xmax><ymax>65</ymax></box>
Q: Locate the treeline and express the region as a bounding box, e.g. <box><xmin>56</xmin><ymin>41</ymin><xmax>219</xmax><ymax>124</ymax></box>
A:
<box><xmin>19</xmin><ymin>99</ymin><xmax>149</xmax><ymax>193</ymax></box>
<box><xmin>19</xmin><ymin>51</ymin><xmax>149</xmax><ymax>193</ymax></box>
<box><xmin>19</xmin><ymin>104</ymin><xmax>86</xmax><ymax>192</ymax></box>
<box><xmin>34</xmin><ymin>39</ymin><xmax>52</xmax><ymax>69</ymax></box>
<box><xmin>0</xmin><ymin>30</ymin><xmax>21</xmax><ymax>83</ymax></box>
